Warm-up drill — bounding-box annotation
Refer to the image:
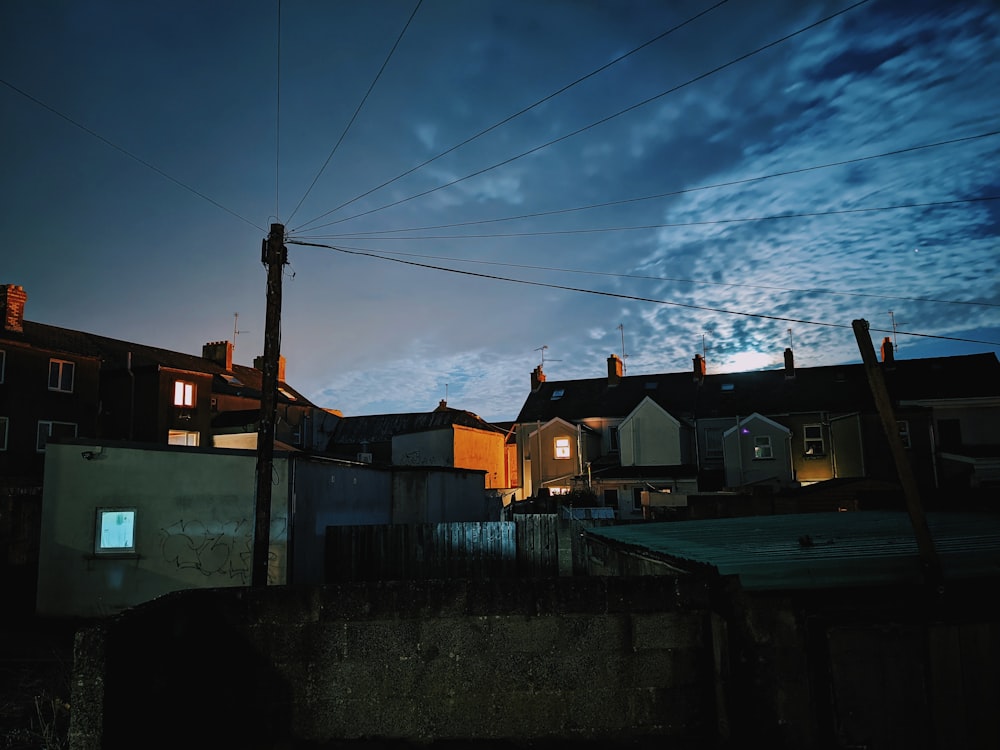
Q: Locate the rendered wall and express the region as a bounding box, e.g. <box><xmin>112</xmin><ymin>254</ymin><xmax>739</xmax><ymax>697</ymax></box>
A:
<box><xmin>36</xmin><ymin>441</ymin><xmax>289</xmax><ymax>618</ymax></box>
<box><xmin>69</xmin><ymin>578</ymin><xmax>717</xmax><ymax>750</ymax></box>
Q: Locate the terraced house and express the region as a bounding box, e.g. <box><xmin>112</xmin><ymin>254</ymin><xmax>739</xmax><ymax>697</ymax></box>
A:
<box><xmin>513</xmin><ymin>347</ymin><xmax>1000</xmax><ymax>518</ymax></box>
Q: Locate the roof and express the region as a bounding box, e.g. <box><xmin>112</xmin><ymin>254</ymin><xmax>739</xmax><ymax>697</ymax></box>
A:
<box><xmin>516</xmin><ymin>353</ymin><xmax>1000</xmax><ymax>424</ymax></box>
<box><xmin>329</xmin><ymin>409</ymin><xmax>506</xmax><ymax>447</ymax></box>
<box><xmin>585</xmin><ymin>511</ymin><xmax>1000</xmax><ymax>590</ymax></box>
<box><xmin>1</xmin><ymin>320</ymin><xmax>315</xmax><ymax>405</ymax></box>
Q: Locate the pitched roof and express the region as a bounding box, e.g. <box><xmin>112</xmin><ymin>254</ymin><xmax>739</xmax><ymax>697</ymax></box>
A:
<box><xmin>330</xmin><ymin>408</ymin><xmax>506</xmax><ymax>446</ymax></box>
<box><xmin>1</xmin><ymin>320</ymin><xmax>315</xmax><ymax>405</ymax></box>
<box><xmin>516</xmin><ymin>353</ymin><xmax>1000</xmax><ymax>423</ymax></box>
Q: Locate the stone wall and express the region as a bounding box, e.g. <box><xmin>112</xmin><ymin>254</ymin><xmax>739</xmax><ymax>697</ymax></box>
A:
<box><xmin>69</xmin><ymin>578</ymin><xmax>718</xmax><ymax>749</ymax></box>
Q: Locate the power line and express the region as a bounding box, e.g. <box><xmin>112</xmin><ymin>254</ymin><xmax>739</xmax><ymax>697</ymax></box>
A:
<box><xmin>286</xmin><ymin>0</ymin><xmax>424</xmax><ymax>225</ymax></box>
<box><xmin>310</xmin><ymin>195</ymin><xmax>1000</xmax><ymax>241</ymax></box>
<box><xmin>291</xmin><ymin>0</ymin><xmax>731</xmax><ymax>232</ymax></box>
<box><xmin>293</xmin><ymin>245</ymin><xmax>1000</xmax><ymax>310</ymax></box>
<box><xmin>288</xmin><ymin>239</ymin><xmax>1000</xmax><ymax>348</ymax></box>
<box><xmin>295</xmin><ymin>0</ymin><xmax>873</xmax><ymax>233</ymax></box>
<box><xmin>275</xmin><ymin>0</ymin><xmax>282</xmax><ymax>221</ymax></box>
<box><xmin>0</xmin><ymin>77</ymin><xmax>264</xmax><ymax>232</ymax></box>
<box><xmin>292</xmin><ymin>130</ymin><xmax>999</xmax><ymax>239</ymax></box>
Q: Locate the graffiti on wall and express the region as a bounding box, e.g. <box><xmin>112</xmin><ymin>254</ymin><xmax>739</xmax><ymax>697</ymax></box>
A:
<box><xmin>159</xmin><ymin>517</ymin><xmax>287</xmax><ymax>584</ymax></box>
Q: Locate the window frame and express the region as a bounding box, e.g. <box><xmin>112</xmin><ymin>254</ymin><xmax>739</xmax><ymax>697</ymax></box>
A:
<box><xmin>37</xmin><ymin>420</ymin><xmax>77</xmax><ymax>451</ymax></box>
<box><xmin>48</xmin><ymin>358</ymin><xmax>75</xmax><ymax>393</ymax></box>
<box><xmin>704</xmin><ymin>427</ymin><xmax>724</xmax><ymax>459</ymax></box>
<box><xmin>897</xmin><ymin>420</ymin><xmax>911</xmax><ymax>449</ymax></box>
<box><xmin>753</xmin><ymin>435</ymin><xmax>773</xmax><ymax>460</ymax></box>
<box><xmin>803</xmin><ymin>424</ymin><xmax>825</xmax><ymax>456</ymax></box>
<box><xmin>608</xmin><ymin>426</ymin><xmax>620</xmax><ymax>452</ymax></box>
<box><xmin>94</xmin><ymin>508</ymin><xmax>137</xmax><ymax>555</ymax></box>
<box><xmin>554</xmin><ymin>436</ymin><xmax>571</xmax><ymax>459</ymax></box>
<box><xmin>173</xmin><ymin>380</ymin><xmax>196</xmax><ymax>408</ymax></box>
<box><xmin>168</xmin><ymin>429</ymin><xmax>200</xmax><ymax>446</ymax></box>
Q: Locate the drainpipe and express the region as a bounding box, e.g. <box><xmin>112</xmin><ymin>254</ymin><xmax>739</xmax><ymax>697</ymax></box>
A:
<box><xmin>127</xmin><ymin>352</ymin><xmax>135</xmax><ymax>441</ymax></box>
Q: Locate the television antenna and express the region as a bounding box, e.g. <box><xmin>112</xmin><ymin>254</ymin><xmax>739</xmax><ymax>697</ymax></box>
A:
<box><xmin>888</xmin><ymin>310</ymin><xmax>898</xmax><ymax>351</ymax></box>
<box><xmin>535</xmin><ymin>345</ymin><xmax>562</xmax><ymax>368</ymax></box>
<box><xmin>616</xmin><ymin>323</ymin><xmax>629</xmax><ymax>373</ymax></box>
<box><xmin>233</xmin><ymin>312</ymin><xmax>249</xmax><ymax>352</ymax></box>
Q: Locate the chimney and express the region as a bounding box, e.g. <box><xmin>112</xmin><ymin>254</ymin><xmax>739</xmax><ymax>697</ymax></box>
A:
<box><xmin>254</xmin><ymin>354</ymin><xmax>287</xmax><ymax>382</ymax></box>
<box><xmin>881</xmin><ymin>337</ymin><xmax>895</xmax><ymax>369</ymax></box>
<box><xmin>607</xmin><ymin>353</ymin><xmax>623</xmax><ymax>386</ymax></box>
<box><xmin>692</xmin><ymin>353</ymin><xmax>706</xmax><ymax>383</ymax></box>
<box><xmin>203</xmin><ymin>340</ymin><xmax>233</xmax><ymax>370</ymax></box>
<box><xmin>435</xmin><ymin>399</ymin><xmax>449</xmax><ymax>412</ymax></box>
<box><xmin>530</xmin><ymin>365</ymin><xmax>546</xmax><ymax>391</ymax></box>
<box><xmin>1</xmin><ymin>284</ymin><xmax>27</xmax><ymax>333</ymax></box>
<box><xmin>783</xmin><ymin>347</ymin><xmax>795</xmax><ymax>379</ymax></box>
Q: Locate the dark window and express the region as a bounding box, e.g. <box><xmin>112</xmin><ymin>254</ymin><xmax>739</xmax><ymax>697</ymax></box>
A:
<box><xmin>937</xmin><ymin>419</ymin><xmax>961</xmax><ymax>450</ymax></box>
<box><xmin>48</xmin><ymin>359</ymin><xmax>75</xmax><ymax>392</ymax></box>
<box><xmin>603</xmin><ymin>488</ymin><xmax>619</xmax><ymax>509</ymax></box>
<box><xmin>609</xmin><ymin>426</ymin><xmax>619</xmax><ymax>452</ymax></box>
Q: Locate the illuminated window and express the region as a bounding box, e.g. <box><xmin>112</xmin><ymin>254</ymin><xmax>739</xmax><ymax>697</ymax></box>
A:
<box><xmin>168</xmin><ymin>430</ymin><xmax>199</xmax><ymax>446</ymax></box>
<box><xmin>48</xmin><ymin>359</ymin><xmax>75</xmax><ymax>392</ymax></box>
<box><xmin>95</xmin><ymin>509</ymin><xmax>136</xmax><ymax>554</ymax></box>
<box><xmin>554</xmin><ymin>437</ymin><xmax>571</xmax><ymax>459</ymax></box>
<box><xmin>173</xmin><ymin>380</ymin><xmax>195</xmax><ymax>407</ymax></box>
<box><xmin>0</xmin><ymin>416</ymin><xmax>8</xmax><ymax>451</ymax></box>
<box><xmin>804</xmin><ymin>424</ymin><xmax>825</xmax><ymax>455</ymax></box>
<box><xmin>37</xmin><ymin>420</ymin><xmax>77</xmax><ymax>451</ymax></box>
<box><xmin>753</xmin><ymin>436</ymin><xmax>773</xmax><ymax>459</ymax></box>
<box><xmin>897</xmin><ymin>420</ymin><xmax>911</xmax><ymax>449</ymax></box>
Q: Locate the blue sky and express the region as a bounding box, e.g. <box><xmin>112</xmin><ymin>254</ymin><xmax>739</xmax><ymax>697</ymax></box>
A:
<box><xmin>2</xmin><ymin>0</ymin><xmax>998</xmax><ymax>422</ymax></box>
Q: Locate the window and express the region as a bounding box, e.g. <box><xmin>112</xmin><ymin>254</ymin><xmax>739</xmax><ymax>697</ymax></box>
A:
<box><xmin>95</xmin><ymin>509</ymin><xmax>136</xmax><ymax>554</ymax></box>
<box><xmin>48</xmin><ymin>359</ymin><xmax>75</xmax><ymax>392</ymax></box>
<box><xmin>0</xmin><ymin>349</ymin><xmax>5</xmax><ymax>383</ymax></box>
<box><xmin>705</xmin><ymin>427</ymin><xmax>723</xmax><ymax>459</ymax></box>
<box><xmin>0</xmin><ymin>416</ymin><xmax>7</xmax><ymax>451</ymax></box>
<box><xmin>550</xmin><ymin>388</ymin><xmax>565</xmax><ymax>401</ymax></box>
<box><xmin>609</xmin><ymin>426</ymin><xmax>619</xmax><ymax>452</ymax></box>
<box><xmin>632</xmin><ymin>487</ymin><xmax>643</xmax><ymax>511</ymax></box>
<box><xmin>37</xmin><ymin>420</ymin><xmax>77</xmax><ymax>451</ymax></box>
<box><xmin>804</xmin><ymin>424</ymin><xmax>825</xmax><ymax>455</ymax></box>
<box><xmin>753</xmin><ymin>435</ymin><xmax>773</xmax><ymax>459</ymax></box>
<box><xmin>554</xmin><ymin>437</ymin><xmax>571</xmax><ymax>459</ymax></box>
<box><xmin>173</xmin><ymin>380</ymin><xmax>195</xmax><ymax>407</ymax></box>
<box><xmin>897</xmin><ymin>420</ymin><xmax>911</xmax><ymax>449</ymax></box>
<box><xmin>168</xmin><ymin>430</ymin><xmax>200</xmax><ymax>446</ymax></box>
<box><xmin>603</xmin><ymin>489</ymin><xmax>619</xmax><ymax>509</ymax></box>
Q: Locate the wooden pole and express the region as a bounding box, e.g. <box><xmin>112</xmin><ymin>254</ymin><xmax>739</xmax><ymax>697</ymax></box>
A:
<box><xmin>252</xmin><ymin>223</ymin><xmax>285</xmax><ymax>587</ymax></box>
<box><xmin>852</xmin><ymin>319</ymin><xmax>939</xmax><ymax>583</ymax></box>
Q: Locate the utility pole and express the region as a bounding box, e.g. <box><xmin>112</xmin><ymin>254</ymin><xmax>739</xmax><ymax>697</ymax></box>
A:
<box><xmin>852</xmin><ymin>319</ymin><xmax>939</xmax><ymax>584</ymax></box>
<box><xmin>252</xmin><ymin>223</ymin><xmax>286</xmax><ymax>588</ymax></box>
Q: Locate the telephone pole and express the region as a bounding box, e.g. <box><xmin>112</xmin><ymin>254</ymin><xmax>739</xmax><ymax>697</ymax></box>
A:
<box><xmin>252</xmin><ymin>223</ymin><xmax>286</xmax><ymax>587</ymax></box>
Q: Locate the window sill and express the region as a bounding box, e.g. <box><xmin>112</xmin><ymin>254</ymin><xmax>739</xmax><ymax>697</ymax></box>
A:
<box><xmin>85</xmin><ymin>552</ymin><xmax>140</xmax><ymax>560</ymax></box>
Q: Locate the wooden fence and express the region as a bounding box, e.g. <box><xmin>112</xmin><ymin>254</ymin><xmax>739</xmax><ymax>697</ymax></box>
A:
<box><xmin>325</xmin><ymin>515</ymin><xmax>562</xmax><ymax>582</ymax></box>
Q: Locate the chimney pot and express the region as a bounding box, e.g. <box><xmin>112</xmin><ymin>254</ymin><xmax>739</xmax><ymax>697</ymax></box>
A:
<box><xmin>607</xmin><ymin>353</ymin><xmax>623</xmax><ymax>386</ymax></box>
<box><xmin>202</xmin><ymin>340</ymin><xmax>233</xmax><ymax>370</ymax></box>
<box><xmin>530</xmin><ymin>365</ymin><xmax>546</xmax><ymax>391</ymax></box>
<box><xmin>784</xmin><ymin>347</ymin><xmax>795</xmax><ymax>379</ymax></box>
<box><xmin>1</xmin><ymin>284</ymin><xmax>28</xmax><ymax>333</ymax></box>
<box><xmin>692</xmin><ymin>353</ymin><xmax>706</xmax><ymax>382</ymax></box>
<box><xmin>881</xmin><ymin>337</ymin><xmax>895</xmax><ymax>368</ymax></box>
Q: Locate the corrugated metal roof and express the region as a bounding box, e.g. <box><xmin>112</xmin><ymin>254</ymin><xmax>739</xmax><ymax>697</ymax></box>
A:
<box><xmin>586</xmin><ymin>511</ymin><xmax>1000</xmax><ymax>590</ymax></box>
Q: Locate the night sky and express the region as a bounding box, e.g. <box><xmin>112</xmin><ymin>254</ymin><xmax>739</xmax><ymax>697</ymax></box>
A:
<box><xmin>3</xmin><ymin>0</ymin><xmax>998</xmax><ymax>421</ymax></box>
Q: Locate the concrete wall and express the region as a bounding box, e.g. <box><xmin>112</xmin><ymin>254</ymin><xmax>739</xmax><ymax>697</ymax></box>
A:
<box><xmin>69</xmin><ymin>578</ymin><xmax>717</xmax><ymax>750</ymax></box>
<box><xmin>37</xmin><ymin>441</ymin><xmax>290</xmax><ymax>618</ymax></box>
